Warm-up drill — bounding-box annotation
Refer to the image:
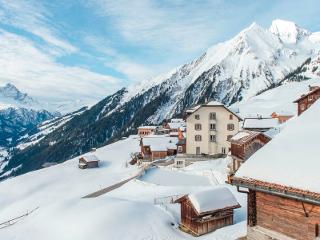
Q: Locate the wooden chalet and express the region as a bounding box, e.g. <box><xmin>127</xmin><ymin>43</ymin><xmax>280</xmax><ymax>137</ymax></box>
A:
<box><xmin>137</xmin><ymin>126</ymin><xmax>158</xmax><ymax>137</ymax></box>
<box><xmin>230</xmin><ymin>101</ymin><xmax>320</xmax><ymax>240</ymax></box>
<box><xmin>78</xmin><ymin>155</ymin><xmax>100</xmax><ymax>169</ymax></box>
<box><xmin>229</xmin><ymin>130</ymin><xmax>271</xmax><ymax>174</ymax></box>
<box><xmin>175</xmin><ymin>187</ymin><xmax>240</xmax><ymax>236</ymax></box>
<box><xmin>293</xmin><ymin>85</ymin><xmax>320</xmax><ymax>115</ymax></box>
<box><xmin>140</xmin><ymin>135</ymin><xmax>178</xmax><ymax>161</ymax></box>
<box><xmin>270</xmin><ymin>112</ymin><xmax>293</xmax><ymax>124</ymax></box>
<box><xmin>242</xmin><ymin>117</ymin><xmax>278</xmax><ymax>132</ymax></box>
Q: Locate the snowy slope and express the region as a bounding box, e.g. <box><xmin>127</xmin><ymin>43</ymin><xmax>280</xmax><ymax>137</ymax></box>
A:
<box><xmin>0</xmin><ymin>136</ymin><xmax>247</xmax><ymax>240</ymax></box>
<box><xmin>236</xmin><ymin>100</ymin><xmax>320</xmax><ymax>193</ymax></box>
<box><xmin>4</xmin><ymin>19</ymin><xmax>320</xmax><ymax>179</ymax></box>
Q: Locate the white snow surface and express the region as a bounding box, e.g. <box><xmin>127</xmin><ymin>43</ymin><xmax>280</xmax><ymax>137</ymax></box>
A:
<box><xmin>243</xmin><ymin>118</ymin><xmax>278</xmax><ymax>129</ymax></box>
<box><xmin>189</xmin><ymin>187</ymin><xmax>240</xmax><ymax>214</ymax></box>
<box><xmin>236</xmin><ymin>100</ymin><xmax>320</xmax><ymax>193</ymax></box>
<box><xmin>269</xmin><ymin>19</ymin><xmax>310</xmax><ymax>44</ymax></box>
<box><xmin>0</xmin><ymin>136</ymin><xmax>247</xmax><ymax>240</ymax></box>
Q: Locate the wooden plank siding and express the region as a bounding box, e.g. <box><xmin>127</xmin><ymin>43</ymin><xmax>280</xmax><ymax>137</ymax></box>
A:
<box><xmin>252</xmin><ymin>191</ymin><xmax>320</xmax><ymax>240</ymax></box>
<box><xmin>180</xmin><ymin>198</ymin><xmax>235</xmax><ymax>236</ymax></box>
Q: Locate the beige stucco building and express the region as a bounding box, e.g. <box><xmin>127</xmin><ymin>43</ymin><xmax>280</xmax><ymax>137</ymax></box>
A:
<box><xmin>186</xmin><ymin>101</ymin><xmax>241</xmax><ymax>156</ymax></box>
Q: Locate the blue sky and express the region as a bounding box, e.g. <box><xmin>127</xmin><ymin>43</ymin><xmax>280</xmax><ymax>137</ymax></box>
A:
<box><xmin>0</xmin><ymin>0</ymin><xmax>319</xmax><ymax>105</ymax></box>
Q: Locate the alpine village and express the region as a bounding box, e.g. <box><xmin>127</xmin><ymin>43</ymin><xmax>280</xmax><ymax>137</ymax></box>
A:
<box><xmin>1</xmin><ymin>7</ymin><xmax>320</xmax><ymax>240</ymax></box>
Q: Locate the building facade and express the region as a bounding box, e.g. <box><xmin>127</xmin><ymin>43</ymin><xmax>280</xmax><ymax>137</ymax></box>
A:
<box><xmin>294</xmin><ymin>86</ymin><xmax>320</xmax><ymax>116</ymax></box>
<box><xmin>186</xmin><ymin>101</ymin><xmax>241</xmax><ymax>156</ymax></box>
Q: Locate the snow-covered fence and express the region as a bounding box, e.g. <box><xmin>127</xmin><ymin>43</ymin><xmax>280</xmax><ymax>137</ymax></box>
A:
<box><xmin>0</xmin><ymin>207</ymin><xmax>39</xmax><ymax>229</ymax></box>
<box><xmin>154</xmin><ymin>194</ymin><xmax>185</xmax><ymax>205</ymax></box>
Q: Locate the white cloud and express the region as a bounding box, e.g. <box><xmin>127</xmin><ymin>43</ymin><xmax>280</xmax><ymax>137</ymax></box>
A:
<box><xmin>0</xmin><ymin>0</ymin><xmax>76</xmax><ymax>54</ymax></box>
<box><xmin>0</xmin><ymin>30</ymin><xmax>122</xmax><ymax>110</ymax></box>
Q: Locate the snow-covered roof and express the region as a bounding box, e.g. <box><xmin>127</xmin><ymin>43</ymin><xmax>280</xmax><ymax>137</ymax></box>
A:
<box><xmin>142</xmin><ymin>135</ymin><xmax>178</xmax><ymax>151</ymax></box>
<box><xmin>167</xmin><ymin>122</ymin><xmax>185</xmax><ymax>130</ymax></box>
<box><xmin>236</xmin><ymin>100</ymin><xmax>320</xmax><ymax>194</ymax></box>
<box><xmin>170</xmin><ymin>118</ymin><xmax>184</xmax><ymax>123</ymax></box>
<box><xmin>188</xmin><ymin>187</ymin><xmax>240</xmax><ymax>214</ymax></box>
<box><xmin>138</xmin><ymin>126</ymin><xmax>158</xmax><ymax>130</ymax></box>
<box><xmin>81</xmin><ymin>155</ymin><xmax>100</xmax><ymax>162</ymax></box>
<box><xmin>230</xmin><ymin>131</ymin><xmax>251</xmax><ymax>141</ymax></box>
<box><xmin>186</xmin><ymin>105</ymin><xmax>201</xmax><ymax>113</ymax></box>
<box><xmin>230</xmin><ymin>130</ymin><xmax>270</xmax><ymax>143</ymax></box>
<box><xmin>205</xmin><ymin>101</ymin><xmax>223</xmax><ymax>106</ymax></box>
<box><xmin>243</xmin><ymin>118</ymin><xmax>278</xmax><ymax>129</ymax></box>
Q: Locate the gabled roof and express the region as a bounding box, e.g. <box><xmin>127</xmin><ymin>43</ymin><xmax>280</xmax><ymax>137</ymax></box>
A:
<box><xmin>80</xmin><ymin>155</ymin><xmax>100</xmax><ymax>162</ymax></box>
<box><xmin>175</xmin><ymin>187</ymin><xmax>240</xmax><ymax>215</ymax></box>
<box><xmin>186</xmin><ymin>101</ymin><xmax>242</xmax><ymax>120</ymax></box>
<box><xmin>141</xmin><ymin>135</ymin><xmax>178</xmax><ymax>151</ymax></box>
<box><xmin>138</xmin><ymin>126</ymin><xmax>158</xmax><ymax>129</ymax></box>
<box><xmin>235</xmin><ymin>100</ymin><xmax>320</xmax><ymax>195</ymax></box>
<box><xmin>293</xmin><ymin>86</ymin><xmax>320</xmax><ymax>103</ymax></box>
<box><xmin>230</xmin><ymin>130</ymin><xmax>271</xmax><ymax>144</ymax></box>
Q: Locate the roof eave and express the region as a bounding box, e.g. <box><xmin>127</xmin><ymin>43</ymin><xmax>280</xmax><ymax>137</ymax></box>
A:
<box><xmin>231</xmin><ymin>177</ymin><xmax>320</xmax><ymax>206</ymax></box>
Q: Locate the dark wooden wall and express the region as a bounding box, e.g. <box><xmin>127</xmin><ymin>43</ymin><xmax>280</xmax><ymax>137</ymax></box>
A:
<box><xmin>252</xmin><ymin>191</ymin><xmax>320</xmax><ymax>240</ymax></box>
<box><xmin>180</xmin><ymin>199</ymin><xmax>234</xmax><ymax>236</ymax></box>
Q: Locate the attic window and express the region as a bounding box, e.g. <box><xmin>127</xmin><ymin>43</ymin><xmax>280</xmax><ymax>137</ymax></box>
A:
<box><xmin>229</xmin><ymin>114</ymin><xmax>233</xmax><ymax>120</ymax></box>
<box><xmin>309</xmin><ymin>95</ymin><xmax>313</xmax><ymax>101</ymax></box>
<box><xmin>195</xmin><ymin>114</ymin><xmax>200</xmax><ymax>120</ymax></box>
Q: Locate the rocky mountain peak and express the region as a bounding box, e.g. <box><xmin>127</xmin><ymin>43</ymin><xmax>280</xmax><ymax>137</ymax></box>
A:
<box><xmin>269</xmin><ymin>19</ymin><xmax>310</xmax><ymax>44</ymax></box>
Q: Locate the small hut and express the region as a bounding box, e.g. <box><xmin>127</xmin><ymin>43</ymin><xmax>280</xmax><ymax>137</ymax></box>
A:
<box><xmin>78</xmin><ymin>155</ymin><xmax>100</xmax><ymax>169</ymax></box>
<box><xmin>175</xmin><ymin>187</ymin><xmax>240</xmax><ymax>236</ymax></box>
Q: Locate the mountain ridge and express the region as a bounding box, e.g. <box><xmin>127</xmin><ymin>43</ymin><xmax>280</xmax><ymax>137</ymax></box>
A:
<box><xmin>2</xmin><ymin>19</ymin><xmax>320</xmax><ymax>179</ymax></box>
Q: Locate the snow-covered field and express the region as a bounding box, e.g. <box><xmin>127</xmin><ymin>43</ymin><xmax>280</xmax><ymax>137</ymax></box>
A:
<box><xmin>0</xmin><ymin>136</ymin><xmax>247</xmax><ymax>240</ymax></box>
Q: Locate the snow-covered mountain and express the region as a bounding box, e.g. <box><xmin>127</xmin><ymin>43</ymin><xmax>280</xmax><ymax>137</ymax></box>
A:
<box><xmin>0</xmin><ymin>83</ymin><xmax>59</xmax><ymax>148</ymax></box>
<box><xmin>0</xmin><ymin>83</ymin><xmax>40</xmax><ymax>110</ymax></box>
<box><xmin>3</xmin><ymin>19</ymin><xmax>320</xmax><ymax>179</ymax></box>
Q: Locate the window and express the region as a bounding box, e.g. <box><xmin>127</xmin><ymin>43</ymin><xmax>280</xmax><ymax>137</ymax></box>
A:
<box><xmin>178</xmin><ymin>146</ymin><xmax>183</xmax><ymax>153</ymax></box>
<box><xmin>229</xmin><ymin>114</ymin><xmax>233</xmax><ymax>120</ymax></box>
<box><xmin>209</xmin><ymin>135</ymin><xmax>216</xmax><ymax>142</ymax></box>
<box><xmin>300</xmin><ymin>104</ymin><xmax>305</xmax><ymax>111</ymax></box>
<box><xmin>227</xmin><ymin>123</ymin><xmax>235</xmax><ymax>131</ymax></box>
<box><xmin>316</xmin><ymin>223</ymin><xmax>319</xmax><ymax>237</ymax></box>
<box><xmin>195</xmin><ymin>135</ymin><xmax>202</xmax><ymax>141</ymax></box>
<box><xmin>308</xmin><ymin>95</ymin><xmax>313</xmax><ymax>101</ymax></box>
<box><xmin>209</xmin><ymin>112</ymin><xmax>216</xmax><ymax>120</ymax></box>
<box><xmin>210</xmin><ymin>124</ymin><xmax>216</xmax><ymax>131</ymax></box>
<box><xmin>222</xmin><ymin>147</ymin><xmax>226</xmax><ymax>154</ymax></box>
<box><xmin>195</xmin><ymin>114</ymin><xmax>200</xmax><ymax>120</ymax></box>
<box><xmin>227</xmin><ymin>135</ymin><xmax>233</xmax><ymax>141</ymax></box>
<box><xmin>195</xmin><ymin>124</ymin><xmax>202</xmax><ymax>130</ymax></box>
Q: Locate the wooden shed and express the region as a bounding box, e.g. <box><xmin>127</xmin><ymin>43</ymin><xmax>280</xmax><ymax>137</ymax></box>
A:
<box><xmin>175</xmin><ymin>187</ymin><xmax>240</xmax><ymax>236</ymax></box>
<box><xmin>78</xmin><ymin>155</ymin><xmax>100</xmax><ymax>169</ymax></box>
<box><xmin>229</xmin><ymin>130</ymin><xmax>271</xmax><ymax>174</ymax></box>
